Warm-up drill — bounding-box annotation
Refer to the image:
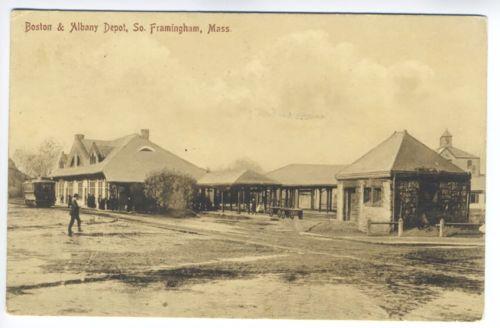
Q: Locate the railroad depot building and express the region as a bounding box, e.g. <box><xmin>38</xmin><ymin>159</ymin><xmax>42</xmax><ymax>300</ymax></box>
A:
<box><xmin>51</xmin><ymin>129</ymin><xmax>206</xmax><ymax>210</ymax></box>
<box><xmin>336</xmin><ymin>131</ymin><xmax>471</xmax><ymax>232</ymax></box>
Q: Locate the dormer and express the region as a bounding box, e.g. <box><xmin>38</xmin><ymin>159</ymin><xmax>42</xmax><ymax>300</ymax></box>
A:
<box><xmin>89</xmin><ymin>142</ymin><xmax>104</xmax><ymax>164</ymax></box>
<box><xmin>70</xmin><ymin>154</ymin><xmax>81</xmax><ymax>167</ymax></box>
<box><xmin>89</xmin><ymin>152</ymin><xmax>98</xmax><ymax>164</ymax></box>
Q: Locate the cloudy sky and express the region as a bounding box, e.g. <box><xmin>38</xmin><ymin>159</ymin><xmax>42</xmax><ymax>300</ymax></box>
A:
<box><xmin>10</xmin><ymin>11</ymin><xmax>486</xmax><ymax>172</ymax></box>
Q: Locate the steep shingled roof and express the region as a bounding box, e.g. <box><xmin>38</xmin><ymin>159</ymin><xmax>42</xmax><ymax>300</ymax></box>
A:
<box><xmin>267</xmin><ymin>164</ymin><xmax>346</xmax><ymax>186</ymax></box>
<box><xmin>337</xmin><ymin>131</ymin><xmax>466</xmax><ymax>179</ymax></box>
<box><xmin>436</xmin><ymin>145</ymin><xmax>479</xmax><ymax>159</ymax></box>
<box><xmin>52</xmin><ymin>134</ymin><xmax>206</xmax><ymax>182</ymax></box>
<box><xmin>81</xmin><ymin>139</ymin><xmax>118</xmax><ymax>158</ymax></box>
<box><xmin>197</xmin><ymin>169</ymin><xmax>279</xmax><ymax>187</ymax></box>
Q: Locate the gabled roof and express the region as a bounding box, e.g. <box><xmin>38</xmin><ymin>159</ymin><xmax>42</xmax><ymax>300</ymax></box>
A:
<box><xmin>52</xmin><ymin>134</ymin><xmax>206</xmax><ymax>182</ymax></box>
<box><xmin>337</xmin><ymin>130</ymin><xmax>466</xmax><ymax>179</ymax></box>
<box><xmin>81</xmin><ymin>138</ymin><xmax>126</xmax><ymax>158</ymax></box>
<box><xmin>197</xmin><ymin>169</ymin><xmax>279</xmax><ymax>187</ymax></box>
<box><xmin>436</xmin><ymin>145</ymin><xmax>479</xmax><ymax>159</ymax></box>
<box><xmin>267</xmin><ymin>164</ymin><xmax>346</xmax><ymax>186</ymax></box>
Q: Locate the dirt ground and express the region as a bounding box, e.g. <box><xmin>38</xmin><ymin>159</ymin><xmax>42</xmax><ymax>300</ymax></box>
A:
<box><xmin>6</xmin><ymin>203</ymin><xmax>484</xmax><ymax>320</ymax></box>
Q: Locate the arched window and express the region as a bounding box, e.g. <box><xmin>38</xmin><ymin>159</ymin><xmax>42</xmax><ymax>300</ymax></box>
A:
<box><xmin>138</xmin><ymin>146</ymin><xmax>155</xmax><ymax>152</ymax></box>
<box><xmin>90</xmin><ymin>153</ymin><xmax>97</xmax><ymax>164</ymax></box>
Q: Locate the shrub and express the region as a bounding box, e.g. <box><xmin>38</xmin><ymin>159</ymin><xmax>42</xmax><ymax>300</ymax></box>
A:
<box><xmin>144</xmin><ymin>170</ymin><xmax>197</xmax><ymax>212</ymax></box>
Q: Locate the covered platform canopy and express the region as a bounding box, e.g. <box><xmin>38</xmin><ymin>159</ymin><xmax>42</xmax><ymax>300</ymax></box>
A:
<box><xmin>197</xmin><ymin>169</ymin><xmax>281</xmax><ymax>212</ymax></box>
<box><xmin>266</xmin><ymin>164</ymin><xmax>345</xmax><ymax>212</ymax></box>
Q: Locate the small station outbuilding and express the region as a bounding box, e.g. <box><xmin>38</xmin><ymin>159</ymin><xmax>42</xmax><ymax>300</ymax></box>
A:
<box><xmin>336</xmin><ymin>130</ymin><xmax>471</xmax><ymax>232</ymax></box>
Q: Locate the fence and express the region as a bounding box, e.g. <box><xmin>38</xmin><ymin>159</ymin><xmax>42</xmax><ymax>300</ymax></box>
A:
<box><xmin>436</xmin><ymin>219</ymin><xmax>483</xmax><ymax>238</ymax></box>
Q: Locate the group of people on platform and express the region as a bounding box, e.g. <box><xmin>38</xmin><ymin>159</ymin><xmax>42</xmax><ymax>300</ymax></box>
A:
<box><xmin>65</xmin><ymin>194</ymin><xmax>131</xmax><ymax>212</ymax></box>
<box><xmin>63</xmin><ymin>192</ymin><xmax>269</xmax><ymax>214</ymax></box>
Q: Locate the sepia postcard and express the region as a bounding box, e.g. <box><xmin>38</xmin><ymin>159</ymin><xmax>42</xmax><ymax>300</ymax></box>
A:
<box><xmin>7</xmin><ymin>10</ymin><xmax>486</xmax><ymax>321</ymax></box>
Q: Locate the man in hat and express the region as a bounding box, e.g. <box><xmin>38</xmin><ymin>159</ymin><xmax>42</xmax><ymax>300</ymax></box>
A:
<box><xmin>68</xmin><ymin>193</ymin><xmax>83</xmax><ymax>236</ymax></box>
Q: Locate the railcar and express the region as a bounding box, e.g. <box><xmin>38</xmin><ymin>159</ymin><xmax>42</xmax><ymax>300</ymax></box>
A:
<box><xmin>23</xmin><ymin>178</ymin><xmax>56</xmax><ymax>207</ymax></box>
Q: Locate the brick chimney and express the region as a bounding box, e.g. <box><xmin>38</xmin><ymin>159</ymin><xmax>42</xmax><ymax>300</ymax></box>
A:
<box><xmin>74</xmin><ymin>134</ymin><xmax>85</xmax><ymax>141</ymax></box>
<box><xmin>140</xmin><ymin>129</ymin><xmax>150</xmax><ymax>140</ymax></box>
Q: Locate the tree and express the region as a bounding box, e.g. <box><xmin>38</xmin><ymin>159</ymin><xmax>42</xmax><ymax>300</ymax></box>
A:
<box><xmin>13</xmin><ymin>138</ymin><xmax>62</xmax><ymax>178</ymax></box>
<box><xmin>144</xmin><ymin>169</ymin><xmax>197</xmax><ymax>212</ymax></box>
<box><xmin>227</xmin><ymin>157</ymin><xmax>264</xmax><ymax>173</ymax></box>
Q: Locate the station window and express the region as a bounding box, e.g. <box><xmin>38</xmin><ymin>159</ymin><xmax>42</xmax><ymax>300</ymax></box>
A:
<box><xmin>363</xmin><ymin>188</ymin><xmax>371</xmax><ymax>204</ymax></box>
<box><xmin>70</xmin><ymin>155</ymin><xmax>81</xmax><ymax>167</ymax></box>
<box><xmin>364</xmin><ymin>186</ymin><xmax>382</xmax><ymax>207</ymax></box>
<box><xmin>97</xmin><ymin>181</ymin><xmax>103</xmax><ymax>198</ymax></box>
<box><xmin>77</xmin><ymin>182</ymin><xmax>83</xmax><ymax>197</ymax></box>
<box><xmin>372</xmin><ymin>188</ymin><xmax>382</xmax><ymax>207</ymax></box>
<box><xmin>470</xmin><ymin>192</ymin><xmax>480</xmax><ymax>204</ymax></box>
<box><xmin>89</xmin><ymin>181</ymin><xmax>96</xmax><ymax>196</ymax></box>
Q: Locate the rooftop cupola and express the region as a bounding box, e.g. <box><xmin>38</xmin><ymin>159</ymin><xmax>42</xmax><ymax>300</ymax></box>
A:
<box><xmin>440</xmin><ymin>129</ymin><xmax>452</xmax><ymax>148</ymax></box>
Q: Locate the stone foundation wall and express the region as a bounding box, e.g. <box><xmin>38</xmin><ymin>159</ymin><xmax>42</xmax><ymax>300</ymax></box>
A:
<box><xmin>357</xmin><ymin>179</ymin><xmax>392</xmax><ymax>233</ymax></box>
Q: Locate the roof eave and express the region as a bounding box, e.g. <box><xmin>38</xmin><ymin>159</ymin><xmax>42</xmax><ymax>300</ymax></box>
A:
<box><xmin>336</xmin><ymin>171</ymin><xmax>392</xmax><ymax>180</ymax></box>
<box><xmin>197</xmin><ymin>182</ymin><xmax>282</xmax><ymax>187</ymax></box>
<box><xmin>392</xmin><ymin>170</ymin><xmax>469</xmax><ymax>177</ymax></box>
<box><xmin>51</xmin><ymin>168</ymin><xmax>105</xmax><ymax>179</ymax></box>
<box><xmin>337</xmin><ymin>169</ymin><xmax>469</xmax><ymax>180</ymax></box>
<box><xmin>279</xmin><ymin>183</ymin><xmax>338</xmax><ymax>187</ymax></box>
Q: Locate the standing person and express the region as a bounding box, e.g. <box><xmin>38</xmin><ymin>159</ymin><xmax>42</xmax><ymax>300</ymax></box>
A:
<box><xmin>68</xmin><ymin>193</ymin><xmax>83</xmax><ymax>236</ymax></box>
<box><xmin>126</xmin><ymin>196</ymin><xmax>133</xmax><ymax>212</ymax></box>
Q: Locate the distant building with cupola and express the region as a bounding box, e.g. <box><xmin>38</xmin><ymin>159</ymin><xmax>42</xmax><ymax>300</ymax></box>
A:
<box><xmin>436</xmin><ymin>130</ymin><xmax>485</xmax><ymax>222</ymax></box>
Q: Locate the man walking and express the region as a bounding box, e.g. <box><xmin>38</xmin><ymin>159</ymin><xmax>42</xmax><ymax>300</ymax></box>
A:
<box><xmin>68</xmin><ymin>193</ymin><xmax>83</xmax><ymax>236</ymax></box>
